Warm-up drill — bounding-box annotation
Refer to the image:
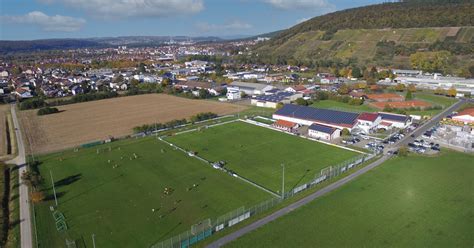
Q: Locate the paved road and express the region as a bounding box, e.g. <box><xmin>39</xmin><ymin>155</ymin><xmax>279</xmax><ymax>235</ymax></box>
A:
<box><xmin>206</xmin><ymin>98</ymin><xmax>465</xmax><ymax>248</ymax></box>
<box><xmin>206</xmin><ymin>154</ymin><xmax>390</xmax><ymax>248</ymax></box>
<box><xmin>396</xmin><ymin>99</ymin><xmax>465</xmax><ymax>147</ymax></box>
<box><xmin>6</xmin><ymin>104</ymin><xmax>33</xmax><ymax>248</ymax></box>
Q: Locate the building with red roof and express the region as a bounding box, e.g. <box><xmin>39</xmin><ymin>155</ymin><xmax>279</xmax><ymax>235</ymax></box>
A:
<box><xmin>272</xmin><ymin>119</ymin><xmax>298</xmax><ymax>132</ymax></box>
<box><xmin>452</xmin><ymin>108</ymin><xmax>474</xmax><ymax>124</ymax></box>
<box><xmin>356</xmin><ymin>113</ymin><xmax>382</xmax><ymax>134</ymax></box>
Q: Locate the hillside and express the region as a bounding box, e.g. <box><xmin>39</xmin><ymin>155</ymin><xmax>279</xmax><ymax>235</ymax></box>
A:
<box><xmin>0</xmin><ymin>36</ymin><xmax>222</xmax><ymax>53</ymax></box>
<box><xmin>252</xmin><ymin>1</ymin><xmax>474</xmax><ymax>73</ymax></box>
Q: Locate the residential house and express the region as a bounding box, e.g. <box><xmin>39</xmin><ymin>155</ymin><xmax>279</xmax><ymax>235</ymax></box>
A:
<box><xmin>13</xmin><ymin>88</ymin><xmax>33</xmax><ymax>99</ymax></box>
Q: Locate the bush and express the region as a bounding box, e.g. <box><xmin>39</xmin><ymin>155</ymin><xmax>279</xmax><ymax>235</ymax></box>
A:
<box><xmin>398</xmin><ymin>146</ymin><xmax>409</xmax><ymax>157</ymax></box>
<box><xmin>295</xmin><ymin>98</ymin><xmax>311</xmax><ymax>106</ymax></box>
<box><xmin>341</xmin><ymin>128</ymin><xmax>350</xmax><ymax>136</ymax></box>
<box><xmin>37</xmin><ymin>107</ymin><xmax>59</xmax><ymax>116</ymax></box>
<box><xmin>20</xmin><ymin>98</ymin><xmax>46</xmax><ymax>110</ymax></box>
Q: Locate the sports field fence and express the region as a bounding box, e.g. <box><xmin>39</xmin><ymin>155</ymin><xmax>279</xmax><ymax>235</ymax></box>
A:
<box><xmin>151</xmin><ymin>153</ymin><xmax>376</xmax><ymax>248</ymax></box>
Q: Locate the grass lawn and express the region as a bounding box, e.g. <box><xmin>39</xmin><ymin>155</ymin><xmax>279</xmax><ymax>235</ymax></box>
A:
<box><xmin>166</xmin><ymin>121</ymin><xmax>359</xmax><ymax>193</ymax></box>
<box><xmin>409</xmin><ymin>93</ymin><xmax>459</xmax><ymax>116</ymax></box>
<box><xmin>34</xmin><ymin>137</ymin><xmax>269</xmax><ymax>248</ymax></box>
<box><xmin>227</xmin><ymin>150</ymin><xmax>474</xmax><ymax>248</ymax></box>
<box><xmin>311</xmin><ymin>100</ymin><xmax>376</xmax><ymax>113</ymax></box>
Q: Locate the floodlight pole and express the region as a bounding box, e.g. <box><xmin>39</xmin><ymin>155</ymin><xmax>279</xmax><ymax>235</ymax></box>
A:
<box><xmin>92</xmin><ymin>233</ymin><xmax>96</xmax><ymax>248</ymax></box>
<box><xmin>281</xmin><ymin>164</ymin><xmax>285</xmax><ymax>199</ymax></box>
<box><xmin>50</xmin><ymin>170</ymin><xmax>58</xmax><ymax>207</ymax></box>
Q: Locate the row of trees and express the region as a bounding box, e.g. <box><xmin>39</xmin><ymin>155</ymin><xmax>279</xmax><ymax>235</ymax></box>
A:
<box><xmin>132</xmin><ymin>112</ymin><xmax>219</xmax><ymax>134</ymax></box>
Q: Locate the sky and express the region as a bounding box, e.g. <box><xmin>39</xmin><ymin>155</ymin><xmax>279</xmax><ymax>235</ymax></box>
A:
<box><xmin>0</xmin><ymin>0</ymin><xmax>382</xmax><ymax>40</ymax></box>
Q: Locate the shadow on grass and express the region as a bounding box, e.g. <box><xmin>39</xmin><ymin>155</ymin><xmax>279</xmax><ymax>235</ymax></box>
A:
<box><xmin>154</xmin><ymin>222</ymin><xmax>183</xmax><ymax>244</ymax></box>
<box><xmin>9</xmin><ymin>218</ymin><xmax>23</xmax><ymax>229</ymax></box>
<box><xmin>60</xmin><ymin>174</ymin><xmax>123</xmax><ymax>205</ymax></box>
<box><xmin>289</xmin><ymin>169</ymin><xmax>311</xmax><ymax>191</ymax></box>
<box><xmin>54</xmin><ymin>174</ymin><xmax>82</xmax><ymax>189</ymax></box>
<box><xmin>44</xmin><ymin>191</ymin><xmax>67</xmax><ymax>201</ymax></box>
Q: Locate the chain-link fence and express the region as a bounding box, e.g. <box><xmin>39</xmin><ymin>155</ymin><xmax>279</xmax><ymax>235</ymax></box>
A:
<box><xmin>151</xmin><ymin>153</ymin><xmax>376</xmax><ymax>248</ymax></box>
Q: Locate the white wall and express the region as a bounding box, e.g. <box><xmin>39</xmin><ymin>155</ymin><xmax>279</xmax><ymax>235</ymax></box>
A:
<box><xmin>272</xmin><ymin>114</ymin><xmax>353</xmax><ymax>131</ymax></box>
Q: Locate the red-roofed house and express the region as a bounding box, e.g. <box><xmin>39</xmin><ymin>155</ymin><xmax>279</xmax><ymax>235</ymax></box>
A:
<box><xmin>452</xmin><ymin>108</ymin><xmax>474</xmax><ymax>124</ymax></box>
<box><xmin>272</xmin><ymin>119</ymin><xmax>299</xmax><ymax>132</ymax></box>
<box><xmin>356</xmin><ymin>113</ymin><xmax>381</xmax><ymax>133</ymax></box>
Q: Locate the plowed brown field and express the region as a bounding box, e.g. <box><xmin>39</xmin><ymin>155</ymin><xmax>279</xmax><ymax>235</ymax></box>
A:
<box><xmin>19</xmin><ymin>94</ymin><xmax>245</xmax><ymax>154</ymax></box>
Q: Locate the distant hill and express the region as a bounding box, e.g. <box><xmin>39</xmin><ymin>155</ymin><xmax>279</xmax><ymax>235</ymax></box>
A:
<box><xmin>251</xmin><ymin>0</ymin><xmax>474</xmax><ymax>71</ymax></box>
<box><xmin>0</xmin><ymin>36</ymin><xmax>222</xmax><ymax>53</ymax></box>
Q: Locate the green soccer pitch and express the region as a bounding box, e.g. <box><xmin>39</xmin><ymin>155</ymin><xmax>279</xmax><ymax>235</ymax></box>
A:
<box><xmin>33</xmin><ymin>137</ymin><xmax>270</xmax><ymax>248</ymax></box>
<box><xmin>165</xmin><ymin>121</ymin><xmax>360</xmax><ymax>193</ymax></box>
<box><xmin>227</xmin><ymin>150</ymin><xmax>474</xmax><ymax>248</ymax></box>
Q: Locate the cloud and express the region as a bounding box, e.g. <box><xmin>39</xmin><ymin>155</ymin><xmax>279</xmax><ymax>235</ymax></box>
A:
<box><xmin>296</xmin><ymin>17</ymin><xmax>310</xmax><ymax>24</ymax></box>
<box><xmin>196</xmin><ymin>20</ymin><xmax>253</xmax><ymax>33</ymax></box>
<box><xmin>1</xmin><ymin>11</ymin><xmax>86</xmax><ymax>32</ymax></box>
<box><xmin>263</xmin><ymin>0</ymin><xmax>331</xmax><ymax>10</ymax></box>
<box><xmin>41</xmin><ymin>0</ymin><xmax>204</xmax><ymax>18</ymax></box>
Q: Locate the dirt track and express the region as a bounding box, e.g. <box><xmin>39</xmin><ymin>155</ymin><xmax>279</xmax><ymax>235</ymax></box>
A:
<box><xmin>19</xmin><ymin>94</ymin><xmax>245</xmax><ymax>154</ymax></box>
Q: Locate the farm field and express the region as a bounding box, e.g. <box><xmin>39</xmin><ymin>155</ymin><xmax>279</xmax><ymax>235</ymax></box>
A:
<box><xmin>311</xmin><ymin>100</ymin><xmax>377</xmax><ymax>113</ymax></box>
<box><xmin>165</xmin><ymin>121</ymin><xmax>359</xmax><ymax>193</ymax></box>
<box><xmin>227</xmin><ymin>150</ymin><xmax>474</xmax><ymax>248</ymax></box>
<box><xmin>34</xmin><ymin>136</ymin><xmax>269</xmax><ymax>248</ymax></box>
<box><xmin>18</xmin><ymin>94</ymin><xmax>245</xmax><ymax>154</ymax></box>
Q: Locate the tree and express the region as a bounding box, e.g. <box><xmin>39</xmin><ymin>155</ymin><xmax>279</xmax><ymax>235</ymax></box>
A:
<box><xmin>394</xmin><ymin>83</ymin><xmax>405</xmax><ymax>92</ymax></box>
<box><xmin>446</xmin><ymin>87</ymin><xmax>457</xmax><ymax>97</ymax></box>
<box><xmin>407</xmin><ymin>84</ymin><xmax>417</xmax><ymax>92</ymax></box>
<box><xmin>469</xmin><ymin>65</ymin><xmax>474</xmax><ymax>78</ymax></box>
<box><xmin>398</xmin><ymin>146</ymin><xmax>409</xmax><ymax>157</ymax></box>
<box><xmin>198</xmin><ymin>89</ymin><xmax>210</xmax><ymax>99</ymax></box>
<box><xmin>434</xmin><ymin>87</ymin><xmax>445</xmax><ymax>95</ymax></box>
<box><xmin>138</xmin><ymin>63</ymin><xmax>146</xmax><ymax>73</ymax></box>
<box><xmin>161</xmin><ymin>78</ymin><xmax>171</xmax><ymax>87</ymax></box>
<box><xmin>11</xmin><ymin>67</ymin><xmax>22</xmax><ymax>76</ymax></box>
<box><xmin>295</xmin><ymin>98</ymin><xmax>310</xmax><ymax>106</ymax></box>
<box><xmin>130</xmin><ymin>78</ymin><xmax>140</xmax><ymax>87</ymax></box>
<box><xmin>276</xmin><ymin>102</ymin><xmax>284</xmax><ymax>109</ymax></box>
<box><xmin>113</xmin><ymin>74</ymin><xmax>124</xmax><ymax>84</ymax></box>
<box><xmin>341</xmin><ymin>128</ymin><xmax>350</xmax><ymax>137</ymax></box>
<box><xmin>351</xmin><ymin>67</ymin><xmax>362</xmax><ymax>78</ymax></box>
<box><xmin>337</xmin><ymin>83</ymin><xmax>350</xmax><ymax>95</ymax></box>
<box><xmin>240</xmin><ymin>92</ymin><xmax>247</xmax><ymax>98</ymax></box>
<box><xmin>405</xmin><ymin>90</ymin><xmax>413</xmax><ymax>100</ymax></box>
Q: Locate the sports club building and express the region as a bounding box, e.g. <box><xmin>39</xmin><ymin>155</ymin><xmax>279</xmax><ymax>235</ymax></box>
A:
<box><xmin>273</xmin><ymin>104</ymin><xmax>360</xmax><ymax>131</ymax></box>
<box><xmin>273</xmin><ymin>104</ymin><xmax>412</xmax><ymax>136</ymax></box>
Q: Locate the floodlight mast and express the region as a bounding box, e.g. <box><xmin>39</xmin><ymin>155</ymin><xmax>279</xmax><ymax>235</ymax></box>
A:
<box><xmin>281</xmin><ymin>164</ymin><xmax>285</xmax><ymax>199</ymax></box>
<box><xmin>50</xmin><ymin>170</ymin><xmax>58</xmax><ymax>206</ymax></box>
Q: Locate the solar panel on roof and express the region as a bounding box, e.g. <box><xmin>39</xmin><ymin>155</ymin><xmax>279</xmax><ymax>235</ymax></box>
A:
<box><xmin>308</xmin><ymin>124</ymin><xmax>335</xmax><ymax>134</ymax></box>
<box><xmin>275</xmin><ymin>104</ymin><xmax>359</xmax><ymax>126</ymax></box>
<box><xmin>378</xmin><ymin>113</ymin><xmax>408</xmax><ymax>122</ymax></box>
